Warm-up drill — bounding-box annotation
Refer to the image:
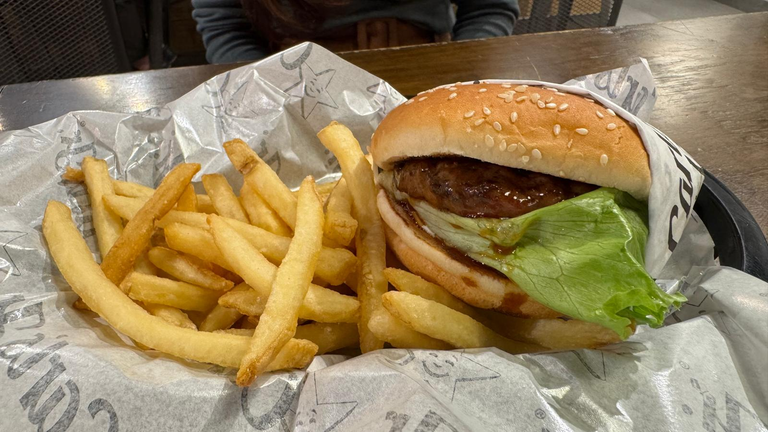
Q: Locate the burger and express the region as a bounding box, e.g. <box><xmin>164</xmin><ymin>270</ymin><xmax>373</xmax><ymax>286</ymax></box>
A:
<box><xmin>371</xmin><ymin>83</ymin><xmax>684</xmax><ymax>347</ymax></box>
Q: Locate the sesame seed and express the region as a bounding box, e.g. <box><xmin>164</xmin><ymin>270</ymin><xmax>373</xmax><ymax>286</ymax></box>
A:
<box><xmin>553</xmin><ymin>124</ymin><xmax>561</xmax><ymax>136</ymax></box>
<box><xmin>558</xmin><ymin>103</ymin><xmax>569</xmax><ymax>111</ymax></box>
<box><xmin>600</xmin><ymin>154</ymin><xmax>609</xmax><ymax>166</ymax></box>
<box><xmin>405</xmin><ymin>99</ymin><xmax>414</xmax><ymax>105</ymax></box>
<box><xmin>544</xmin><ymin>87</ymin><xmax>558</xmax><ymax>92</ymax></box>
<box><xmin>607</xmin><ymin>108</ymin><xmax>616</xmax><ymax>116</ymax></box>
<box><xmin>607</xmin><ymin>123</ymin><xmax>617</xmax><ymax>131</ymax></box>
<box><xmin>508</xmin><ymin>143</ymin><xmax>518</xmax><ymax>152</ymax></box>
<box><xmin>545</xmin><ymin>96</ymin><xmax>553</xmax><ymax>103</ymax></box>
<box><xmin>516</xmin><ymin>96</ymin><xmax>528</xmax><ymax>102</ymax></box>
<box><xmin>501</xmin><ymin>84</ymin><xmax>512</xmax><ymax>88</ymax></box>
<box><xmin>485</xmin><ymin>134</ymin><xmax>494</xmax><ymax>147</ymax></box>
<box><xmin>419</xmin><ymin>97</ymin><xmax>427</xmax><ymax>101</ymax></box>
<box><xmin>531</xmin><ymin>93</ymin><xmax>541</xmax><ymax>103</ymax></box>
<box><xmin>585</xmin><ymin>98</ymin><xmax>594</xmax><ymax>103</ymax></box>
<box><xmin>537</xmin><ymin>100</ymin><xmax>546</xmax><ymax>109</ymax></box>
<box><xmin>519</xmin><ymin>143</ymin><xmax>526</xmax><ymax>153</ymax></box>
<box><xmin>474</xmin><ymin>118</ymin><xmax>485</xmax><ymax>126</ymax></box>
<box><xmin>510</xmin><ymin>112</ymin><xmax>518</xmax><ymax>123</ymax></box>
<box><xmin>479</xmin><ymin>88</ymin><xmax>487</xmax><ymax>93</ymax></box>
<box><xmin>522</xmin><ymin>156</ymin><xmax>530</xmax><ymax>164</ymax></box>
<box><xmin>515</xmin><ymin>85</ymin><xmax>528</xmax><ymax>92</ymax></box>
<box><xmin>575</xmin><ymin>128</ymin><xmax>589</xmax><ymax>135</ymax></box>
<box><xmin>464</xmin><ymin>110</ymin><xmax>475</xmax><ymax>118</ymax></box>
<box><xmin>567</xmin><ymin>139</ymin><xmax>573</xmax><ymax>148</ymax></box>
<box><xmin>499</xmin><ymin>140</ymin><xmax>507</xmax><ymax>151</ymax></box>
<box><xmin>546</xmin><ymin>103</ymin><xmax>557</xmax><ymax>109</ymax></box>
<box><xmin>532</xmin><ymin>149</ymin><xmax>542</xmax><ymax>159</ymax></box>
<box><xmin>448</xmin><ymin>93</ymin><xmax>457</xmax><ymax>100</ymax></box>
<box><xmin>493</xmin><ymin>121</ymin><xmax>502</xmax><ymax>131</ymax></box>
<box><xmin>559</xmin><ymin>171</ymin><xmax>565</xmax><ymax>176</ymax></box>
<box><xmin>483</xmin><ymin>107</ymin><xmax>491</xmax><ymax>115</ymax></box>
<box><xmin>596</xmin><ymin>111</ymin><xmax>604</xmax><ymax>119</ymax></box>
<box><xmin>449</xmin><ymin>87</ymin><xmax>458</xmax><ymax>91</ymax></box>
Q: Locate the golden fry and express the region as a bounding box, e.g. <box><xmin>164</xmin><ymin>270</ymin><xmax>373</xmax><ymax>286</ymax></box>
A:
<box><xmin>143</xmin><ymin>303</ymin><xmax>197</xmax><ymax>330</ymax></box>
<box><xmin>223</xmin><ymin>139</ymin><xmax>298</xmax><ymax>229</ymax></box>
<box><xmin>101</xmin><ymin>163</ymin><xmax>200</xmax><ymax>285</ymax></box>
<box><xmin>202</xmin><ymin>174</ymin><xmax>249</xmax><ymax>222</ymax></box>
<box><xmin>82</xmin><ymin>157</ymin><xmax>123</xmax><ymax>257</ymax></box>
<box><xmin>62</xmin><ymin>166</ymin><xmax>85</xmax><ymax>182</ymax></box>
<box><xmin>323</xmin><ymin>178</ymin><xmax>358</xmax><ymax>246</ymax></box>
<box><xmin>212</xmin><ymin>177</ymin><xmax>324</xmax><ymax>385</ymax></box>
<box><xmin>199</xmin><ymin>285</ymin><xmax>248</xmax><ymax>332</ymax></box>
<box><xmin>163</xmin><ymin>222</ymin><xmax>233</xmax><ymax>270</ymax></box>
<box><xmin>148</xmin><ymin>246</ymin><xmax>234</xmax><ymax>291</ymax></box>
<box><xmin>294</xmin><ymin>322</ymin><xmax>359</xmax><ymax>354</ymax></box>
<box><xmin>113</xmin><ymin>179</ymin><xmax>155</xmax><ymax>197</ymax></box>
<box><xmin>176</xmin><ymin>184</ymin><xmax>198</xmax><ymax>212</ymax></box>
<box><xmin>239</xmin><ymin>183</ymin><xmax>292</xmax><ymax>236</ymax></box>
<box><xmin>125</xmin><ymin>272</ymin><xmax>222</xmax><ymax>311</ymax></box>
<box><xmin>317</xmin><ymin>122</ymin><xmax>387</xmax><ymax>353</ymax></box>
<box><xmin>384</xmin><ymin>268</ymin><xmax>482</xmax><ymax>320</ymax></box>
<box><xmin>382</xmin><ymin>291</ymin><xmax>543</xmax><ymax>354</ymax></box>
<box><xmin>196</xmin><ymin>194</ymin><xmax>217</xmax><ymax>213</ymax></box>
<box><xmin>368</xmin><ymin>308</ymin><xmax>451</xmax><ymax>350</ymax></box>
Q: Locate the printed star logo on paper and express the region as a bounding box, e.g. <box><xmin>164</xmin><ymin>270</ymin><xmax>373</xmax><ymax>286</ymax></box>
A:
<box><xmin>388</xmin><ymin>350</ymin><xmax>501</xmax><ymax>401</ymax></box>
<box><xmin>294</xmin><ymin>373</ymin><xmax>356</xmax><ymax>432</ymax></box>
<box><xmin>283</xmin><ymin>63</ymin><xmax>338</xmax><ymax>119</ymax></box>
<box><xmin>0</xmin><ymin>231</ymin><xmax>27</xmax><ymax>282</ymax></box>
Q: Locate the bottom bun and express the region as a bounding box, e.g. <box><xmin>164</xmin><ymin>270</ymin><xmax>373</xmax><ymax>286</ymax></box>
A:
<box><xmin>378</xmin><ymin>189</ymin><xmax>561</xmax><ymax>319</ymax></box>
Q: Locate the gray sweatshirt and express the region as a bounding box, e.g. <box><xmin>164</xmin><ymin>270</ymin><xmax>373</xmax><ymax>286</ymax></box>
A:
<box><xmin>192</xmin><ymin>0</ymin><xmax>520</xmax><ymax>64</ymax></box>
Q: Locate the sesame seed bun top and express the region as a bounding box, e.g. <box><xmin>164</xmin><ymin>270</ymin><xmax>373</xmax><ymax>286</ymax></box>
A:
<box><xmin>370</xmin><ymin>83</ymin><xmax>651</xmax><ymax>200</ymax></box>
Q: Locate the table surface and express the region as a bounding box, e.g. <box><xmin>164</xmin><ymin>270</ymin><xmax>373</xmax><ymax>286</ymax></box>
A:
<box><xmin>1</xmin><ymin>13</ymin><xmax>766</xmax><ymax>235</ymax></box>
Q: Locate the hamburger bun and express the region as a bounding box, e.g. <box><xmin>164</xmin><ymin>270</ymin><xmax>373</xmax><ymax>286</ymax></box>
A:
<box><xmin>371</xmin><ymin>83</ymin><xmax>651</xmax><ymax>200</ymax></box>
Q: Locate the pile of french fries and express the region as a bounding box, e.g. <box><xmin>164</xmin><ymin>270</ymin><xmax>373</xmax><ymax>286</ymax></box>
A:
<box><xmin>44</xmin><ymin>121</ymin><xmax>608</xmax><ymax>388</ymax></box>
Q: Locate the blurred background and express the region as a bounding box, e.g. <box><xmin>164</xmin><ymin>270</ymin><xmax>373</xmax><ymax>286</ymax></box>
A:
<box><xmin>1</xmin><ymin>0</ymin><xmax>765</xmax><ymax>86</ymax></box>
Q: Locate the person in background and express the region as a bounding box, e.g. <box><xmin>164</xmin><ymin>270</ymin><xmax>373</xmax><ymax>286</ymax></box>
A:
<box><xmin>192</xmin><ymin>0</ymin><xmax>520</xmax><ymax>64</ymax></box>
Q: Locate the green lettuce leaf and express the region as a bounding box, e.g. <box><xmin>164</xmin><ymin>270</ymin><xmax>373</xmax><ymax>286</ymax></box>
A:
<box><xmin>411</xmin><ymin>188</ymin><xmax>685</xmax><ymax>339</ymax></box>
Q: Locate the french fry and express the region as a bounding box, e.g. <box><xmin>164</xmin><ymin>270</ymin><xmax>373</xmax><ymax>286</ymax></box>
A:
<box><xmin>61</xmin><ymin>167</ymin><xmax>155</xmax><ymax>198</ymax></box>
<box><xmin>218</xmin><ymin>282</ymin><xmax>360</xmax><ymax>323</ymax></box>
<box><xmin>82</xmin><ymin>157</ymin><xmax>124</xmax><ymax>257</ymax></box>
<box><xmin>113</xmin><ymin>179</ymin><xmax>155</xmax><ymax>197</ymax></box>
<box><xmin>158</xmin><ymin>213</ymin><xmax>356</xmax><ymax>285</ymax></box>
<box><xmin>43</xmin><ymin>201</ymin><xmax>248</xmax><ymax>367</ymax></box>
<box><xmin>195</xmin><ymin>195</ymin><xmax>216</xmax><ymax>213</ymax></box>
<box><xmin>134</xmin><ymin>252</ymin><xmax>158</xmax><ymax>275</ymax></box>
<box><xmin>199</xmin><ymin>302</ymin><xmax>244</xmax><ymax>332</ymax></box>
<box><xmin>214</xmin><ymin>328</ymin><xmax>254</xmax><ymax>336</ymax></box>
<box><xmin>176</xmin><ymin>184</ymin><xmax>198</xmax><ymax>212</ymax></box>
<box><xmin>384</xmin><ymin>268</ymin><xmax>483</xmax><ymax>320</ymax></box>
<box><xmin>261</xmin><ymin>339</ymin><xmax>317</xmax><ymax>372</ymax></box>
<box><xmin>101</xmin><ymin>163</ymin><xmax>200</xmax><ymax>285</ymax></box>
<box><xmin>148</xmin><ymin>247</ymin><xmax>234</xmax><ymax>291</ymax></box>
<box><xmin>217</xmin><ymin>177</ymin><xmax>323</xmax><ymax>386</ymax></box>
<box><xmin>482</xmin><ymin>312</ymin><xmax>623</xmax><ymax>350</ymax></box>
<box><xmin>103</xmin><ymin>194</ymin><xmax>145</xmax><ymax>220</ymax></box>
<box><xmin>368</xmin><ymin>308</ymin><xmax>451</xmax><ymax>350</ymax></box>
<box><xmin>143</xmin><ymin>303</ymin><xmax>197</xmax><ymax>330</ymax></box>
<box><xmin>318</xmin><ymin>122</ymin><xmax>387</xmax><ymax>353</ymax></box>
<box><xmin>382</xmin><ymin>291</ymin><xmax>543</xmax><ymax>354</ymax></box>
<box><xmin>125</xmin><ymin>272</ymin><xmax>222</xmax><ymax>311</ymax></box>
<box><xmin>163</xmin><ymin>222</ymin><xmax>233</xmax><ymax>270</ymax></box>
<box><xmin>62</xmin><ymin>166</ymin><xmax>85</xmax><ymax>182</ymax></box>
<box><xmin>323</xmin><ymin>178</ymin><xmax>358</xmax><ymax>246</ymax></box>
<box><xmin>224</xmin><ymin>218</ymin><xmax>355</xmax><ymax>286</ymax></box>
<box><xmin>239</xmin><ymin>183</ymin><xmax>292</xmax><ymax>236</ymax></box>
<box><xmin>72</xmin><ymin>298</ymin><xmax>91</xmax><ymax>311</ymax></box>
<box><xmin>46</xmin><ymin>200</ymin><xmax>316</xmax><ymax>372</ymax></box>
<box><xmin>294</xmin><ymin>322</ymin><xmax>359</xmax><ymax>354</ymax></box>
<box><xmin>223</xmin><ymin>139</ymin><xmax>298</xmax><ymax>229</ymax></box>
<box><xmin>202</xmin><ymin>174</ymin><xmax>249</xmax><ymax>222</ymax></box>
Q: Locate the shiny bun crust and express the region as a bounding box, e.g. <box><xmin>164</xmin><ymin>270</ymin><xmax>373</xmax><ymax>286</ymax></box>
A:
<box><xmin>371</xmin><ymin>83</ymin><xmax>651</xmax><ymax>199</ymax></box>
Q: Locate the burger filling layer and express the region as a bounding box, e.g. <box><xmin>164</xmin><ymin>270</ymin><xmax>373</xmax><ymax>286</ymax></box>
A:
<box><xmin>380</xmin><ymin>157</ymin><xmax>685</xmax><ymax>339</ymax></box>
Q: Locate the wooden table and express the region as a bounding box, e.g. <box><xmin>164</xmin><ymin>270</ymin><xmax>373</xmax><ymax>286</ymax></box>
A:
<box><xmin>1</xmin><ymin>13</ymin><xmax>766</xmax><ymax>235</ymax></box>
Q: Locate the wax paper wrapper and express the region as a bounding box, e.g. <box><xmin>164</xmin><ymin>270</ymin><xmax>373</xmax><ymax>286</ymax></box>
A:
<box><xmin>0</xmin><ymin>43</ymin><xmax>765</xmax><ymax>431</ymax></box>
